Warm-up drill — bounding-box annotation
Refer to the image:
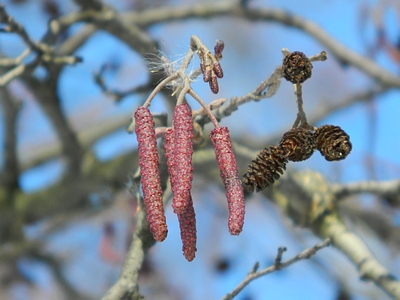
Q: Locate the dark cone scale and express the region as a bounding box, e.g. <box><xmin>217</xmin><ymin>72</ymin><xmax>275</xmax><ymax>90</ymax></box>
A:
<box><xmin>279</xmin><ymin>127</ymin><xmax>316</xmax><ymax>162</ymax></box>
<box><xmin>314</xmin><ymin>125</ymin><xmax>352</xmax><ymax>161</ymax></box>
<box><xmin>243</xmin><ymin>146</ymin><xmax>288</xmax><ymax>192</ymax></box>
<box><xmin>282</xmin><ymin>51</ymin><xmax>313</xmax><ymax>84</ymax></box>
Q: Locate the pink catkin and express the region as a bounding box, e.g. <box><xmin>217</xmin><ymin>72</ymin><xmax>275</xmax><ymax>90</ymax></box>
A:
<box><xmin>135</xmin><ymin>106</ymin><xmax>167</xmax><ymax>242</ymax></box>
<box><xmin>210</xmin><ymin>126</ymin><xmax>245</xmax><ymax>235</ymax></box>
<box><xmin>177</xmin><ymin>195</ymin><xmax>197</xmax><ymax>261</ymax></box>
<box><xmin>164</xmin><ymin>128</ymin><xmax>197</xmax><ymax>261</ymax></box>
<box><xmin>172</xmin><ymin>103</ymin><xmax>194</xmax><ymax>214</ymax></box>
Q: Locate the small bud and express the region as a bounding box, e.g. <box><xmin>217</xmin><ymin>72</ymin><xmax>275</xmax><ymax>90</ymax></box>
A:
<box><xmin>209</xmin><ymin>74</ymin><xmax>219</xmax><ymax>94</ymax></box>
<box><xmin>203</xmin><ymin>67</ymin><xmax>211</xmax><ymax>82</ymax></box>
<box><xmin>282</xmin><ymin>51</ymin><xmax>313</xmax><ymax>84</ymax></box>
<box><xmin>279</xmin><ymin>127</ymin><xmax>316</xmax><ymax>162</ymax></box>
<box><xmin>210</xmin><ymin>127</ymin><xmax>245</xmax><ymax>235</ymax></box>
<box><xmin>213</xmin><ymin>62</ymin><xmax>224</xmax><ymax>78</ymax></box>
<box><xmin>172</xmin><ymin>103</ymin><xmax>194</xmax><ymax>214</ymax></box>
<box><xmin>243</xmin><ymin>146</ymin><xmax>288</xmax><ymax>192</ymax></box>
<box><xmin>314</xmin><ymin>125</ymin><xmax>352</xmax><ymax>161</ymax></box>
<box><xmin>214</xmin><ymin>40</ymin><xmax>225</xmax><ymax>60</ymax></box>
<box><xmin>134</xmin><ymin>106</ymin><xmax>167</xmax><ymax>242</ymax></box>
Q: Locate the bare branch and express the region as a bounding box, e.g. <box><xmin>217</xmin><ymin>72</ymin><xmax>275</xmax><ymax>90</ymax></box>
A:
<box><xmin>315</xmin><ymin>212</ymin><xmax>400</xmax><ymax>298</ymax></box>
<box><xmin>222</xmin><ymin>239</ymin><xmax>331</xmax><ymax>300</ymax></box>
<box><xmin>94</xmin><ymin>65</ymin><xmax>152</xmax><ymax>102</ymax></box>
<box><xmin>331</xmin><ymin>179</ymin><xmax>400</xmax><ymax>206</ymax></box>
<box><xmin>0</xmin><ymin>85</ymin><xmax>22</xmax><ymax>194</ymax></box>
<box><xmin>127</xmin><ymin>2</ymin><xmax>400</xmax><ymax>88</ymax></box>
<box><xmin>102</xmin><ymin>172</ymin><xmax>172</xmax><ymax>300</ymax></box>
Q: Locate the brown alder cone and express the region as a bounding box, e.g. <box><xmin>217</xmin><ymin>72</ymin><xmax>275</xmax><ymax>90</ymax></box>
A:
<box><xmin>172</xmin><ymin>103</ymin><xmax>194</xmax><ymax>214</ymax></box>
<box><xmin>314</xmin><ymin>125</ymin><xmax>352</xmax><ymax>161</ymax></box>
<box><xmin>164</xmin><ymin>128</ymin><xmax>197</xmax><ymax>261</ymax></box>
<box><xmin>210</xmin><ymin>126</ymin><xmax>245</xmax><ymax>235</ymax></box>
<box><xmin>279</xmin><ymin>127</ymin><xmax>316</xmax><ymax>162</ymax></box>
<box><xmin>134</xmin><ymin>106</ymin><xmax>167</xmax><ymax>242</ymax></box>
<box><xmin>282</xmin><ymin>51</ymin><xmax>313</xmax><ymax>84</ymax></box>
<box><xmin>243</xmin><ymin>146</ymin><xmax>288</xmax><ymax>192</ymax></box>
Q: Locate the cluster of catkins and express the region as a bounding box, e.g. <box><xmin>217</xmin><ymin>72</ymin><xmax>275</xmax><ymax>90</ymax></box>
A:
<box><xmin>243</xmin><ymin>51</ymin><xmax>352</xmax><ymax>192</ymax></box>
<box><xmin>243</xmin><ymin>125</ymin><xmax>352</xmax><ymax>192</ymax></box>
<box><xmin>199</xmin><ymin>39</ymin><xmax>224</xmax><ymax>94</ymax></box>
<box><xmin>134</xmin><ymin>104</ymin><xmax>244</xmax><ymax>261</ymax></box>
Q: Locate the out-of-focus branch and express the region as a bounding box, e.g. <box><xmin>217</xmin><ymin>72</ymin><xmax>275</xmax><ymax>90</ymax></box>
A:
<box><xmin>222</xmin><ymin>239</ymin><xmax>331</xmax><ymax>300</ymax></box>
<box><xmin>94</xmin><ymin>66</ymin><xmax>153</xmax><ymax>102</ymax></box>
<box><xmin>101</xmin><ymin>183</ymin><xmax>155</xmax><ymax>300</ymax></box>
<box><xmin>21</xmin><ymin>76</ymin><xmax>84</xmax><ymax>178</ymax></box>
<box><xmin>268</xmin><ymin>170</ymin><xmax>400</xmax><ymax>299</ymax></box>
<box><xmin>315</xmin><ymin>212</ymin><xmax>400</xmax><ymax>298</ymax></box>
<box><xmin>308</xmin><ymin>84</ymin><xmax>389</xmax><ymax>126</ymax></box>
<box><xmin>331</xmin><ymin>179</ymin><xmax>400</xmax><ymax>206</ymax></box>
<box><xmin>0</xmin><ymin>4</ymin><xmax>82</xmax><ymax>86</ymax></box>
<box><xmin>126</xmin><ymin>1</ymin><xmax>400</xmax><ymax>88</ymax></box>
<box><xmin>102</xmin><ymin>141</ymin><xmax>171</xmax><ymax>300</ymax></box>
<box><xmin>0</xmin><ymin>4</ymin><xmax>49</xmax><ymax>53</ymax></box>
<box><xmin>0</xmin><ymin>85</ymin><xmax>22</xmax><ymax>195</ymax></box>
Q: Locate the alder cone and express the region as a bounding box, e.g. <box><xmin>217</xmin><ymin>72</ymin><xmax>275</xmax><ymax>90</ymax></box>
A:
<box><xmin>314</xmin><ymin>125</ymin><xmax>352</xmax><ymax>161</ymax></box>
<box><xmin>282</xmin><ymin>51</ymin><xmax>313</xmax><ymax>84</ymax></box>
<box><xmin>134</xmin><ymin>106</ymin><xmax>167</xmax><ymax>242</ymax></box>
<box><xmin>279</xmin><ymin>127</ymin><xmax>316</xmax><ymax>162</ymax></box>
<box><xmin>210</xmin><ymin>126</ymin><xmax>245</xmax><ymax>235</ymax></box>
<box><xmin>243</xmin><ymin>146</ymin><xmax>288</xmax><ymax>192</ymax></box>
<box><xmin>172</xmin><ymin>103</ymin><xmax>194</xmax><ymax>214</ymax></box>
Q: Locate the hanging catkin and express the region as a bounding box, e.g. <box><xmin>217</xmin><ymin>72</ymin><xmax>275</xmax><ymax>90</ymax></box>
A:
<box><xmin>172</xmin><ymin>103</ymin><xmax>195</xmax><ymax>214</ymax></box>
<box><xmin>210</xmin><ymin>126</ymin><xmax>245</xmax><ymax>235</ymax></box>
<box><xmin>134</xmin><ymin>106</ymin><xmax>167</xmax><ymax>242</ymax></box>
<box><xmin>164</xmin><ymin>128</ymin><xmax>197</xmax><ymax>261</ymax></box>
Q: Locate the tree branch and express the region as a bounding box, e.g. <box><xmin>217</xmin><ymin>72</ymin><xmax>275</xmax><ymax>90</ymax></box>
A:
<box><xmin>126</xmin><ymin>1</ymin><xmax>400</xmax><ymax>88</ymax></box>
<box><xmin>222</xmin><ymin>239</ymin><xmax>331</xmax><ymax>300</ymax></box>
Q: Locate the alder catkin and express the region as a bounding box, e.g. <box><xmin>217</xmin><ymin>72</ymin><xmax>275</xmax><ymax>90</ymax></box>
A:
<box><xmin>134</xmin><ymin>106</ymin><xmax>167</xmax><ymax>242</ymax></box>
<box><xmin>243</xmin><ymin>146</ymin><xmax>288</xmax><ymax>192</ymax></box>
<box><xmin>210</xmin><ymin>126</ymin><xmax>245</xmax><ymax>235</ymax></box>
<box><xmin>172</xmin><ymin>103</ymin><xmax>194</xmax><ymax>214</ymax></box>
<box><xmin>164</xmin><ymin>127</ymin><xmax>197</xmax><ymax>261</ymax></box>
<box><xmin>177</xmin><ymin>195</ymin><xmax>197</xmax><ymax>261</ymax></box>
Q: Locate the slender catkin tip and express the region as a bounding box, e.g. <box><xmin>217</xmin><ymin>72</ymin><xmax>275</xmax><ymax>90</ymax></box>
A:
<box><xmin>243</xmin><ymin>145</ymin><xmax>288</xmax><ymax>192</ymax></box>
<box><xmin>172</xmin><ymin>103</ymin><xmax>194</xmax><ymax>214</ymax></box>
<box><xmin>134</xmin><ymin>106</ymin><xmax>167</xmax><ymax>242</ymax></box>
<box><xmin>314</xmin><ymin>125</ymin><xmax>352</xmax><ymax>161</ymax></box>
<box><xmin>164</xmin><ymin>128</ymin><xmax>198</xmax><ymax>261</ymax></box>
<box><xmin>177</xmin><ymin>195</ymin><xmax>197</xmax><ymax>261</ymax></box>
<box><xmin>279</xmin><ymin>127</ymin><xmax>316</xmax><ymax>162</ymax></box>
<box><xmin>210</xmin><ymin>126</ymin><xmax>245</xmax><ymax>235</ymax></box>
<box><xmin>282</xmin><ymin>51</ymin><xmax>313</xmax><ymax>84</ymax></box>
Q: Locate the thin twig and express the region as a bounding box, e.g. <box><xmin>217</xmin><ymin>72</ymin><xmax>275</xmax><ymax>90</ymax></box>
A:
<box><xmin>222</xmin><ymin>239</ymin><xmax>330</xmax><ymax>300</ymax></box>
<box><xmin>293</xmin><ymin>83</ymin><xmax>308</xmax><ymax>127</ymax></box>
